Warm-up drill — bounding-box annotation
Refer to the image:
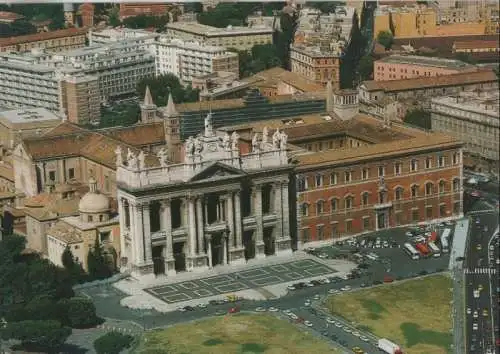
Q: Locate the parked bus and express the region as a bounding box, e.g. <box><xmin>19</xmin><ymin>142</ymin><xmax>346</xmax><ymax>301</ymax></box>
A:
<box><xmin>440</xmin><ymin>228</ymin><xmax>451</xmax><ymax>253</ymax></box>
<box><xmin>428</xmin><ymin>242</ymin><xmax>441</xmax><ymax>257</ymax></box>
<box><xmin>415</xmin><ymin>242</ymin><xmax>430</xmax><ymax>256</ymax></box>
<box><xmin>403</xmin><ymin>243</ymin><xmax>420</xmax><ymax>260</ymax></box>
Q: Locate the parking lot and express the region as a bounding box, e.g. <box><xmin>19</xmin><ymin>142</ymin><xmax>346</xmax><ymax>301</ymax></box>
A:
<box><xmin>145</xmin><ymin>259</ymin><xmax>336</xmax><ymax>304</ymax></box>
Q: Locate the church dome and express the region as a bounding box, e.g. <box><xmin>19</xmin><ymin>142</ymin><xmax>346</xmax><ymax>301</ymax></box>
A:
<box><xmin>78</xmin><ymin>177</ymin><xmax>110</xmax><ymax>214</ymax></box>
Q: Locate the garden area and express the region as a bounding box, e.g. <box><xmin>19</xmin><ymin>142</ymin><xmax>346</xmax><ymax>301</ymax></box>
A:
<box><xmin>135</xmin><ymin>313</ymin><xmax>340</xmax><ymax>354</ymax></box>
<box><xmin>325</xmin><ymin>274</ymin><xmax>453</xmax><ymax>354</ymax></box>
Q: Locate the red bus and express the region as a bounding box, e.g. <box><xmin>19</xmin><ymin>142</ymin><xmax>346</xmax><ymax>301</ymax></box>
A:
<box><xmin>415</xmin><ymin>243</ymin><xmax>430</xmax><ymax>256</ymax></box>
<box><xmin>428</xmin><ymin>231</ymin><xmax>438</xmax><ymax>243</ymax></box>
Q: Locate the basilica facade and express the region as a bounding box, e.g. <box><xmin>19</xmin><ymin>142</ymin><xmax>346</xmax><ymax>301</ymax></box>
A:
<box><xmin>116</xmin><ymin>114</ymin><xmax>294</xmax><ymax>277</ymax></box>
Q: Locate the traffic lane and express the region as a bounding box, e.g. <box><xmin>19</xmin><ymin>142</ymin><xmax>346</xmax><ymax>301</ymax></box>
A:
<box><xmin>293</xmin><ymin>307</ymin><xmax>377</xmax><ymax>353</ymax></box>
<box><xmin>466</xmin><ymin>274</ymin><xmax>494</xmax><ymax>350</ymax></box>
<box><xmin>467</xmin><ymin>213</ymin><xmax>498</xmax><ymax>269</ymax></box>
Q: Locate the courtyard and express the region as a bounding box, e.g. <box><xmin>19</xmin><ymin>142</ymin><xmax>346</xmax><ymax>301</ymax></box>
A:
<box><xmin>145</xmin><ymin>258</ymin><xmax>335</xmax><ymax>304</ymax></box>
<box><xmin>324</xmin><ymin>274</ymin><xmax>453</xmax><ymax>354</ymax></box>
<box><xmin>134</xmin><ymin>313</ymin><xmax>341</xmax><ymax>354</ymax></box>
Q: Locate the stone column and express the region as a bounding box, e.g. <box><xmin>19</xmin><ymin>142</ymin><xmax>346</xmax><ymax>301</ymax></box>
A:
<box><xmin>118</xmin><ymin>198</ymin><xmax>127</xmax><ymax>264</ymax></box>
<box><xmin>142</xmin><ymin>202</ymin><xmax>152</xmax><ymax>264</ymax></box>
<box><xmin>187</xmin><ymin>197</ymin><xmax>196</xmax><ymax>257</ymax></box>
<box><xmin>273</xmin><ymin>182</ymin><xmax>283</xmax><ymax>239</ymax></box>
<box><xmin>281</xmin><ymin>181</ymin><xmax>290</xmax><ymax>239</ymax></box>
<box><xmin>161</xmin><ymin>199</ymin><xmax>172</xmax><ymax>257</ymax></box>
<box><xmin>131</xmin><ymin>202</ymin><xmax>145</xmax><ymax>265</ymax></box>
<box><xmin>222</xmin><ymin>232</ymin><xmax>227</xmax><ymax>265</ymax></box>
<box><xmin>234</xmin><ymin>191</ymin><xmax>243</xmax><ymax>248</ymax></box>
<box><xmin>226</xmin><ymin>193</ymin><xmax>235</xmax><ymax>247</ymax></box>
<box><xmin>254</xmin><ymin>185</ymin><xmax>263</xmax><ymax>244</ymax></box>
<box><xmin>207</xmin><ymin>235</ymin><xmax>213</xmax><ymax>268</ymax></box>
<box><xmin>196</xmin><ymin>197</ymin><xmax>204</xmax><ymax>254</ymax></box>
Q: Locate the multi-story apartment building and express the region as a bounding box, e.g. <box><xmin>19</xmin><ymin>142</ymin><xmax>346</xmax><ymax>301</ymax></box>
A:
<box><xmin>374</xmin><ymin>55</ymin><xmax>479</xmax><ymax>81</ymax></box>
<box><xmin>155</xmin><ymin>38</ymin><xmax>239</xmax><ymax>83</ymax></box>
<box><xmin>431</xmin><ymin>89</ymin><xmax>499</xmax><ymax>174</ymax></box>
<box><xmin>0</xmin><ymin>53</ymin><xmax>101</xmax><ymax>125</ymax></box>
<box><xmin>290</xmin><ymin>43</ymin><xmax>342</xmax><ymax>89</ymax></box>
<box><xmin>165</xmin><ymin>22</ymin><xmax>273</xmax><ymax>51</ymax></box>
<box><xmin>52</xmin><ymin>41</ymin><xmax>156</xmax><ymax>103</ymax></box>
<box><xmin>88</xmin><ymin>28</ymin><xmax>158</xmax><ymax>46</ymax></box>
<box><xmin>0</xmin><ymin>28</ymin><xmax>87</xmax><ymax>53</ymax></box>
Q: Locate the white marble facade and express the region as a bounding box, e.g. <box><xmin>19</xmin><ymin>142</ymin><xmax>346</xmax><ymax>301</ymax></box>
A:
<box><xmin>116</xmin><ymin>114</ymin><xmax>294</xmax><ymax>278</ymax></box>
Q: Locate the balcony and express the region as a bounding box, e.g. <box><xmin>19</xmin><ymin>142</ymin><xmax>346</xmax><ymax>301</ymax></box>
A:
<box><xmin>205</xmin><ymin>221</ymin><xmax>227</xmax><ymax>233</ymax></box>
<box><xmin>373</xmin><ymin>201</ymin><xmax>393</xmax><ymax>210</ymax></box>
<box><xmin>151</xmin><ymin>230</ymin><xmax>166</xmax><ymax>241</ymax></box>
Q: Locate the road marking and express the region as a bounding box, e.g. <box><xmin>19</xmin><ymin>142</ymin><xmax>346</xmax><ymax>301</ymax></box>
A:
<box><xmin>464</xmin><ymin>268</ymin><xmax>497</xmax><ymax>274</ymax></box>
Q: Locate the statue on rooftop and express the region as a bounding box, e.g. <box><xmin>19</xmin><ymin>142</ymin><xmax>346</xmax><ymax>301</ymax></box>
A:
<box><xmin>252</xmin><ymin>133</ymin><xmax>260</xmax><ymax>152</ymax></box>
<box><xmin>279</xmin><ymin>131</ymin><xmax>288</xmax><ymax>150</ymax></box>
<box><xmin>204</xmin><ymin>112</ymin><xmax>213</xmax><ymax>136</ymax></box>
<box><xmin>231</xmin><ymin>131</ymin><xmax>239</xmax><ymax>150</ymax></box>
<box><xmin>127</xmin><ymin>148</ymin><xmax>138</xmax><ymax>169</ymax></box>
<box><xmin>194</xmin><ymin>137</ymin><xmax>203</xmax><ymax>154</ymax></box>
<box><xmin>272</xmin><ymin>128</ymin><xmax>281</xmax><ymax>149</ymax></box>
<box><xmin>115</xmin><ymin>145</ymin><xmax>123</xmax><ymax>166</ymax></box>
<box><xmin>222</xmin><ymin>132</ymin><xmax>231</xmax><ymax>151</ymax></box>
<box><xmin>185</xmin><ymin>136</ymin><xmax>195</xmax><ymax>156</ymax></box>
<box><xmin>262</xmin><ymin>126</ymin><xmax>269</xmax><ymax>144</ymax></box>
<box><xmin>157</xmin><ymin>147</ymin><xmax>168</xmax><ymax>167</ymax></box>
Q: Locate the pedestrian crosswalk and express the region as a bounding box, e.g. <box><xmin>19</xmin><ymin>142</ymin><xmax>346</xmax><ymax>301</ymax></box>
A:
<box><xmin>464</xmin><ymin>267</ymin><xmax>497</xmax><ymax>275</ymax></box>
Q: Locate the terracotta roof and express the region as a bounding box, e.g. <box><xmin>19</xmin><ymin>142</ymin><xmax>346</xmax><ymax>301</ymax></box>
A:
<box><xmin>23</xmin><ymin>194</ymin><xmax>81</xmax><ymax>221</ymax></box>
<box><xmin>453</xmin><ymin>40</ymin><xmax>499</xmax><ymax>50</ymax></box>
<box><xmin>43</xmin><ymin>122</ymin><xmax>87</xmax><ymax>137</ymax></box>
<box><xmin>23</xmin><ymin>134</ymin><xmax>89</xmax><ymax>160</ymax></box>
<box><xmin>47</xmin><ymin>222</ymin><xmax>83</xmax><ymax>244</ymax></box>
<box><xmin>174</xmin><ymin>98</ymin><xmax>245</xmax><ymax>113</ymax></box>
<box><xmin>361</xmin><ymin>69</ymin><xmax>497</xmax><ymax>92</ymax></box>
<box><xmin>0</xmin><ymin>27</ymin><xmax>88</xmax><ymax>47</ymax></box>
<box><xmin>296</xmin><ymin>132</ymin><xmax>462</xmax><ymax>169</ymax></box>
<box><xmin>99</xmin><ymin>122</ymin><xmax>165</xmax><ymax>147</ymax></box>
<box><xmin>244</xmin><ymin>67</ymin><xmax>324</xmax><ymax>93</ymax></box>
<box><xmin>0</xmin><ymin>162</ymin><xmax>14</xmax><ymax>182</ymax></box>
<box><xmin>0</xmin><ymin>11</ymin><xmax>24</xmax><ymax>22</ymax></box>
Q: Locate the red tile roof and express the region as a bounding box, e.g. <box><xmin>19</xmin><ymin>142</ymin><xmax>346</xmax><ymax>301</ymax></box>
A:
<box><xmin>0</xmin><ymin>27</ymin><xmax>88</xmax><ymax>47</ymax></box>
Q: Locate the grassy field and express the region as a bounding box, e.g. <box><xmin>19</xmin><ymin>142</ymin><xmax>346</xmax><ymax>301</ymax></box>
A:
<box><xmin>325</xmin><ymin>274</ymin><xmax>453</xmax><ymax>354</ymax></box>
<box><xmin>135</xmin><ymin>313</ymin><xmax>341</xmax><ymax>354</ymax></box>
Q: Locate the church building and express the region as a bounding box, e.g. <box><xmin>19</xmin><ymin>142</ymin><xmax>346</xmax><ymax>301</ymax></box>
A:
<box><xmin>116</xmin><ymin>113</ymin><xmax>295</xmax><ymax>278</ymax></box>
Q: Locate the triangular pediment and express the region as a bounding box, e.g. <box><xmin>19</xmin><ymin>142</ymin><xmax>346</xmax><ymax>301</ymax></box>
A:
<box><xmin>189</xmin><ymin>162</ymin><xmax>245</xmax><ymax>182</ymax></box>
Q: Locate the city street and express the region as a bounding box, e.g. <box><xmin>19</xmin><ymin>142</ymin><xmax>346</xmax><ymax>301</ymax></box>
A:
<box><xmin>464</xmin><ymin>178</ymin><xmax>499</xmax><ymax>354</ymax></box>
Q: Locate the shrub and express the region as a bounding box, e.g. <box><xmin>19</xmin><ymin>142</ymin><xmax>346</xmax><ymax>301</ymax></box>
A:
<box><xmin>94</xmin><ymin>332</ymin><xmax>134</xmax><ymax>354</ymax></box>
<box><xmin>60</xmin><ymin>297</ymin><xmax>100</xmax><ymax>328</ymax></box>
<box><xmin>2</xmin><ymin>320</ymin><xmax>71</xmax><ymax>352</ymax></box>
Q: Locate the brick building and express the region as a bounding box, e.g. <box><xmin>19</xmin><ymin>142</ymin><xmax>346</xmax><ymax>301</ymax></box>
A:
<box><xmin>119</xmin><ymin>3</ymin><xmax>171</xmax><ymax>20</ymax></box>
<box><xmin>0</xmin><ymin>28</ymin><xmax>87</xmax><ymax>53</ymax></box>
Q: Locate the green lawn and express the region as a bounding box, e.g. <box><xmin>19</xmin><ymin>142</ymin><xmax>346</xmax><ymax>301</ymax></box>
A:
<box><xmin>135</xmin><ymin>313</ymin><xmax>341</xmax><ymax>354</ymax></box>
<box><xmin>325</xmin><ymin>274</ymin><xmax>453</xmax><ymax>354</ymax></box>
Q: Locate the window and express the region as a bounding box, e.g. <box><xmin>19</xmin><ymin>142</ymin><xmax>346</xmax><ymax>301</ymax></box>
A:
<box><xmin>345</xmin><ymin>219</ymin><xmax>353</xmax><ymax>233</ymax></box>
<box><xmin>362</xmin><ymin>192</ymin><xmax>369</xmax><ymax>206</ymax></box>
<box><xmin>425</xmin><ymin>157</ymin><xmax>432</xmax><ymax>169</ymax></box>
<box><xmin>452</xmin><ymin>152</ymin><xmax>459</xmax><ymax>165</ymax></box>
<box><xmin>395</xmin><ymin>212</ymin><xmax>402</xmax><ymax>226</ymax></box>
<box><xmin>439</xmin><ymin>180</ymin><xmax>446</xmax><ymax>194</ymax></box>
<box><xmin>88</xmin><ymin>215</ymin><xmax>93</xmax><ymax>222</ymax></box>
<box><xmin>345</xmin><ymin>196</ymin><xmax>353</xmax><ymax>209</ymax></box>
<box><xmin>425</xmin><ymin>182</ymin><xmax>434</xmax><ymax>195</ymax></box>
<box><xmin>104</xmin><ymin>175</ymin><xmax>110</xmax><ymax>192</ymax></box>
<box><xmin>330</xmin><ymin>198</ymin><xmax>338</xmax><ymax>212</ymax></box>
<box><xmin>394</xmin><ymin>163</ymin><xmax>402</xmax><ymax>176</ymax></box>
<box><xmin>410</xmin><ymin>159</ymin><xmax>418</xmax><ymax>172</ymax></box>
<box><xmin>315</xmin><ymin>174</ymin><xmax>323</xmax><ymax>187</ymax></box>
<box><xmin>453</xmin><ymin>178</ymin><xmax>460</xmax><ymax>192</ymax></box>
<box><xmin>378</xmin><ymin>166</ymin><xmax>385</xmax><ymax>177</ymax></box>
<box><xmin>362</xmin><ymin>217</ymin><xmax>370</xmax><ymax>231</ymax></box>
<box><xmin>297</xmin><ymin>177</ymin><xmax>306</xmax><ymax>192</ymax></box>
<box><xmin>426</xmin><ymin>206</ymin><xmax>433</xmax><ymax>219</ymax></box>
<box><xmin>68</xmin><ymin>168</ymin><xmax>75</xmax><ymax>180</ymax></box>
<box><xmin>100</xmin><ymin>231</ymin><xmax>110</xmax><ymax>243</ymax></box>
<box><xmin>344</xmin><ymin>171</ymin><xmax>352</xmax><ymax>183</ymax></box>
<box><xmin>301</xmin><ymin>203</ymin><xmax>309</xmax><ymax>216</ymax></box>
<box><xmin>412</xmin><ymin>209</ymin><xmax>419</xmax><ymax>222</ymax></box>
<box><xmin>395</xmin><ymin>187</ymin><xmax>404</xmax><ymax>201</ymax></box>
<box><xmin>411</xmin><ymin>185</ymin><xmax>418</xmax><ymax>198</ymax></box>
<box><xmin>316</xmin><ymin>200</ymin><xmax>324</xmax><ymax>215</ymax></box>
<box><xmin>48</xmin><ymin>170</ymin><xmax>56</xmax><ymax>181</ymax></box>
<box><xmin>439</xmin><ymin>204</ymin><xmax>446</xmax><ymax>217</ymax></box>
<box><xmin>330</xmin><ymin>172</ymin><xmax>338</xmax><ymax>185</ymax></box>
<box><xmin>453</xmin><ymin>201</ymin><xmax>460</xmax><ymax>215</ymax></box>
<box><xmin>302</xmin><ymin>228</ymin><xmax>310</xmax><ymax>243</ymax></box>
<box><xmin>438</xmin><ymin>155</ymin><xmax>445</xmax><ymax>167</ymax></box>
<box><xmin>331</xmin><ymin>223</ymin><xmax>338</xmax><ymax>238</ymax></box>
<box><xmin>362</xmin><ymin>168</ymin><xmax>369</xmax><ymax>180</ymax></box>
<box><xmin>316</xmin><ymin>225</ymin><xmax>324</xmax><ymax>240</ymax></box>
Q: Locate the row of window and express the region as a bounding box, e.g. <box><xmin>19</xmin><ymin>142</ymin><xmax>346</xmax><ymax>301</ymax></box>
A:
<box><xmin>299</xmin><ymin>154</ymin><xmax>459</xmax><ymax>190</ymax></box>
<box><xmin>301</xmin><ymin>178</ymin><xmax>460</xmax><ymax>216</ymax></box>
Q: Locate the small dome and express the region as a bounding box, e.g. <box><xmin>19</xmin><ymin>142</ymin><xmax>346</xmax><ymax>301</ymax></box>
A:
<box><xmin>78</xmin><ymin>178</ymin><xmax>110</xmax><ymax>213</ymax></box>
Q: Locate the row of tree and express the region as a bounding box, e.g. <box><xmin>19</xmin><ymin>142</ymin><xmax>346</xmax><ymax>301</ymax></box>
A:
<box><xmin>0</xmin><ymin>234</ymin><xmax>102</xmax><ymax>352</ymax></box>
<box><xmin>0</xmin><ymin>4</ymin><xmax>65</xmax><ymax>37</ymax></box>
<box><xmin>136</xmin><ymin>73</ymin><xmax>200</xmax><ymax>107</ymax></box>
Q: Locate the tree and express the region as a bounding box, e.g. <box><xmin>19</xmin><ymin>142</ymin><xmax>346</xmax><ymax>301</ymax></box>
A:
<box><xmin>108</xmin><ymin>9</ymin><xmax>121</xmax><ymax>27</ymax></box>
<box><xmin>230</xmin><ymin>43</ymin><xmax>282</xmax><ymax>78</ymax></box>
<box><xmin>122</xmin><ymin>14</ymin><xmax>169</xmax><ymax>31</ymax></box>
<box><xmin>136</xmin><ymin>74</ymin><xmax>200</xmax><ymax>107</ymax></box>
<box><xmin>307</xmin><ymin>1</ymin><xmax>340</xmax><ymax>13</ymax></box>
<box><xmin>87</xmin><ymin>235</ymin><xmax>113</xmax><ymax>280</ymax></box>
<box><xmin>340</xmin><ymin>10</ymin><xmax>367</xmax><ymax>88</ymax></box>
<box><xmin>404</xmin><ymin>109</ymin><xmax>431</xmax><ymax>130</ymax></box>
<box><xmin>2</xmin><ymin>320</ymin><xmax>71</xmax><ymax>352</ymax></box>
<box><xmin>377</xmin><ymin>30</ymin><xmax>394</xmax><ymax>50</ymax></box>
<box><xmin>184</xmin><ymin>2</ymin><xmax>203</xmax><ymax>13</ymax></box>
<box><xmin>357</xmin><ymin>55</ymin><xmax>374</xmax><ymax>81</ymax></box>
<box><xmin>61</xmin><ymin>297</ymin><xmax>99</xmax><ymax>328</ymax></box>
<box><xmin>0</xmin><ymin>19</ymin><xmax>37</xmax><ymax>37</ymax></box>
<box><xmin>454</xmin><ymin>52</ymin><xmax>477</xmax><ymax>65</ymax></box>
<box><xmin>99</xmin><ymin>103</ymin><xmax>139</xmax><ymax>129</ymax></box>
<box><xmin>94</xmin><ymin>332</ymin><xmax>134</xmax><ymax>354</ymax></box>
<box><xmin>197</xmin><ymin>3</ymin><xmax>258</xmax><ymax>28</ymax></box>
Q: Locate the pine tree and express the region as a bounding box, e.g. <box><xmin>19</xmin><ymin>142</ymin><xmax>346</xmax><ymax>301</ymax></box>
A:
<box><xmin>62</xmin><ymin>246</ymin><xmax>75</xmax><ymax>270</ymax></box>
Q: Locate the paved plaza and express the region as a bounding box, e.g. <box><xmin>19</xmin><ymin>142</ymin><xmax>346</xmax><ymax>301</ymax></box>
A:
<box><xmin>145</xmin><ymin>259</ymin><xmax>335</xmax><ymax>304</ymax></box>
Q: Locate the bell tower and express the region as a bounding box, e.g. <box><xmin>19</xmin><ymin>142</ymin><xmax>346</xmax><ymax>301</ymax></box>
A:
<box><xmin>140</xmin><ymin>86</ymin><xmax>157</xmax><ymax>123</ymax></box>
<box><xmin>164</xmin><ymin>93</ymin><xmax>181</xmax><ymax>162</ymax></box>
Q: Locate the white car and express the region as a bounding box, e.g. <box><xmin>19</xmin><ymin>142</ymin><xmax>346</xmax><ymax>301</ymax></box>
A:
<box><xmin>304</xmin><ymin>300</ymin><xmax>311</xmax><ymax>306</ymax></box>
<box><xmin>197</xmin><ymin>303</ymin><xmax>207</xmax><ymax>308</ymax></box>
<box><xmin>467</xmin><ymin>307</ymin><xmax>471</xmax><ymax>315</ymax></box>
<box><xmin>283</xmin><ymin>309</ymin><xmax>292</xmax><ymax>314</ymax></box>
<box><xmin>340</xmin><ymin>274</ymin><xmax>350</xmax><ymax>280</ymax></box>
<box><xmin>287</xmin><ymin>285</ymin><xmax>296</xmax><ymax>290</ymax></box>
<box><xmin>490</xmin><ymin>245</ymin><xmax>495</xmax><ymax>251</ymax></box>
<box><xmin>304</xmin><ymin>320</ymin><xmax>313</xmax><ymax>327</ymax></box>
<box><xmin>289</xmin><ymin>313</ymin><xmax>298</xmax><ymax>320</ymax></box>
<box><xmin>268</xmin><ymin>307</ymin><xmax>279</xmax><ymax>312</ymax></box>
<box><xmin>360</xmin><ymin>336</ymin><xmax>369</xmax><ymax>342</ymax></box>
<box><xmin>473</xmin><ymin>323</ymin><xmax>478</xmax><ymax>331</ymax></box>
<box><xmin>473</xmin><ymin>290</ymin><xmax>480</xmax><ymax>298</ymax></box>
<box><xmin>473</xmin><ymin>310</ymin><xmax>478</xmax><ymax>318</ymax></box>
<box><xmin>255</xmin><ymin>307</ymin><xmax>266</xmax><ymax>312</ymax></box>
<box><xmin>313</xmin><ymin>294</ymin><xmax>321</xmax><ymax>300</ymax></box>
<box><xmin>496</xmin><ymin>258</ymin><xmax>500</xmax><ymax>265</ymax></box>
<box><xmin>326</xmin><ymin>317</ymin><xmax>335</xmax><ymax>324</ymax></box>
<box><xmin>405</xmin><ymin>231</ymin><xmax>413</xmax><ymax>237</ymax></box>
<box><xmin>328</xmin><ymin>289</ymin><xmax>339</xmax><ymax>294</ymax></box>
<box><xmin>352</xmin><ymin>331</ymin><xmax>361</xmax><ymax>337</ymax></box>
<box><xmin>342</xmin><ymin>326</ymin><xmax>352</xmax><ymax>333</ymax></box>
<box><xmin>305</xmin><ymin>282</ymin><xmax>314</xmax><ymax>287</ymax></box>
<box><xmin>334</xmin><ymin>322</ymin><xmax>342</xmax><ymax>328</ymax></box>
<box><xmin>341</xmin><ymin>285</ymin><xmax>352</xmax><ymax>291</ymax></box>
<box><xmin>319</xmin><ymin>278</ymin><xmax>330</xmax><ymax>284</ymax></box>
